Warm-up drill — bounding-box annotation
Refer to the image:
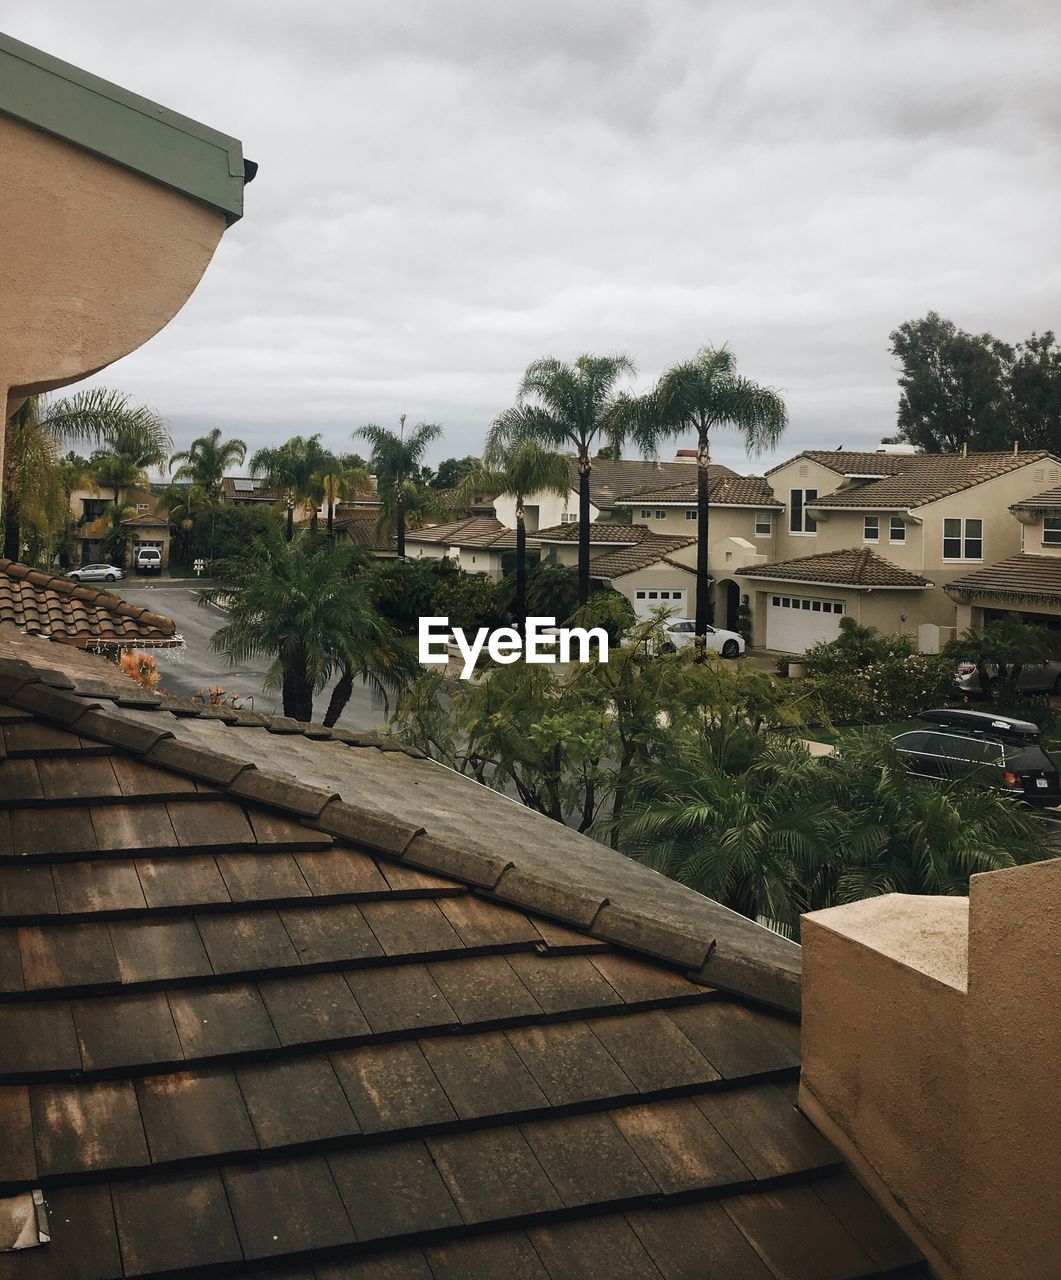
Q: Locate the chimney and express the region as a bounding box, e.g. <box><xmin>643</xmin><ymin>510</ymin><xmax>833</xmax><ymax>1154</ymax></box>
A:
<box><xmin>1013</xmin><ymin>439</ymin><xmax>1019</xmax><ymax>455</ymax></box>
<box><xmin>961</xmin><ymin>442</ymin><xmax>968</xmax><ymax>458</ymax></box>
<box><xmin>799</xmin><ymin>859</ymin><xmax>1061</xmax><ymax>1279</ymax></box>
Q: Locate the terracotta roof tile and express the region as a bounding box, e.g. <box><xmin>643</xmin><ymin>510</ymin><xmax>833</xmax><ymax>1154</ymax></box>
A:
<box><xmin>1010</xmin><ymin>484</ymin><xmax>1061</xmax><ymax>513</ymax></box>
<box><xmin>806</xmin><ymin>451</ymin><xmax>1058</xmax><ymax>509</ymax></box>
<box><xmin>577</xmin><ymin>458</ymin><xmax>738</xmax><ymax>508</ymax></box>
<box><xmin>404</xmin><ymin>515</ymin><xmax>519</xmax><ymax>550</ymax></box>
<box><xmin>945</xmin><ymin>553</ymin><xmax>1061</xmax><ymax>603</ymax></box>
<box><xmin>614</xmin><ymin>475</ymin><xmax>783</xmax><ymax>508</ymax></box>
<box><xmin>531</xmin><ymin>521</ymin><xmax>652</xmax><ymax>545</ymax></box>
<box><xmin>738</xmin><ymin>548</ymin><xmax>931</xmax><ymax>588</ymax></box>
<box><xmin>768</xmin><ymin>450</ymin><xmax>920</xmax><ymax>477</ymax></box>
<box><xmin>586</xmin><ymin>535</ymin><xmax>697</xmax><ymax>580</ymax></box>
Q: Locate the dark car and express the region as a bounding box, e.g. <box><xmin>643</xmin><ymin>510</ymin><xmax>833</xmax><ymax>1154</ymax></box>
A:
<box><xmin>893</xmin><ymin>707</ymin><xmax>1060</xmax><ymax>807</ymax></box>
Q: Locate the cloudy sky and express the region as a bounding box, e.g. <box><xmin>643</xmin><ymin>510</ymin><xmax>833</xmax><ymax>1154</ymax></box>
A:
<box><xmin>8</xmin><ymin>1</ymin><xmax>1061</xmax><ymax>471</ymax></box>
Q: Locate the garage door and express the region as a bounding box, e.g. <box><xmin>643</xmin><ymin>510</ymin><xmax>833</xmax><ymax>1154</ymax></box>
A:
<box><xmin>633</xmin><ymin>587</ymin><xmax>687</xmax><ymax>619</ymax></box>
<box><xmin>765</xmin><ymin>592</ymin><xmax>845</xmax><ymax>652</ymax></box>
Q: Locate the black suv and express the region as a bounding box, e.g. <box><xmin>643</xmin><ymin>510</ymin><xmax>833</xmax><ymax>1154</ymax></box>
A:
<box><xmin>893</xmin><ymin>708</ymin><xmax>1061</xmax><ymax>807</ymax></box>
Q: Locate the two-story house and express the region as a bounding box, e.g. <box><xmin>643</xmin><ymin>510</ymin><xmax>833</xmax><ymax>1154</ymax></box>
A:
<box><xmin>740</xmin><ymin>449</ymin><xmax>1061</xmax><ymax>652</ymax></box>
<box><xmin>945</xmin><ymin>485</ymin><xmax>1061</xmax><ymax>647</ymax></box>
<box><xmin>69</xmin><ymin>482</ymin><xmax>172</xmax><ymax>568</ymax></box>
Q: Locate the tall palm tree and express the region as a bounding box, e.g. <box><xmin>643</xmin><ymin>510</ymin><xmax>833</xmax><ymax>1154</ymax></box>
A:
<box><xmin>87</xmin><ymin>451</ymin><xmax>149</xmax><ymax>509</ymax></box>
<box><xmin>43</xmin><ymin>388</ymin><xmax>171</xmax><ymax>469</ymax></box>
<box><xmin>491</xmin><ymin>354</ymin><xmax>635</xmax><ymax>605</ymax></box>
<box><xmin>3</xmin><ymin>398</ymin><xmax>66</xmax><ymax>561</ymax></box>
<box><xmin>320</xmin><ymin>460</ymin><xmax>372</xmax><ymax>535</ymax></box>
<box><xmin>250</xmin><ymin>434</ymin><xmax>338</xmax><ymax>539</ymax></box>
<box><xmin>633</xmin><ymin>347</ymin><xmax>787</xmax><ymax>637</ymax></box>
<box><xmin>355</xmin><ymin>416</ymin><xmax>443</xmax><ymax>557</ymax></box>
<box><xmin>170</xmin><ymin>428</ymin><xmax>247</xmax><ymax>498</ymax></box>
<box><xmin>202</xmin><ymin>529</ymin><xmax>415</xmax><ymax>723</ymax></box>
<box><xmin>458</xmin><ymin>441</ymin><xmax>570</xmax><ymax>627</ymax></box>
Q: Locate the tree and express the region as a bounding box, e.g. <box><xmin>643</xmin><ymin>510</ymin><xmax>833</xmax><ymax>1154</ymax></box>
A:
<box><xmin>431</xmin><ymin>456</ymin><xmax>480</xmax><ymax>490</ymax></box>
<box><xmin>87</xmin><ymin>451</ymin><xmax>148</xmax><ymax>509</ymax></box>
<box><xmin>524</xmin><ymin>562</ymin><xmax>579</xmax><ymax>621</ymax></box>
<box><xmin>633</xmin><ymin>346</ymin><xmax>787</xmax><ymax>636</ymax></box>
<box><xmin>890</xmin><ymin>312</ymin><xmax>1014</xmax><ymax>452</ymax></box>
<box><xmin>457</xmin><ymin>441</ymin><xmax>570</xmax><ymax>627</ymax></box>
<box><xmin>3</xmin><ymin>398</ymin><xmax>66</xmax><ymax>561</ymax></box>
<box><xmin>1008</xmin><ymin>331</ymin><xmax>1061</xmax><ymax>452</ymax></box>
<box><xmin>491</xmin><ymin>354</ymin><xmax>635</xmax><ymax>606</ymax></box>
<box><xmin>250</xmin><ymin>434</ymin><xmax>337</xmax><ymax>539</ymax></box>
<box><xmin>321</xmin><ymin>459</ymin><xmax>372</xmax><ymax>535</ymax></box>
<box><xmin>203</xmin><ymin>530</ymin><xmax>415</xmax><ymax>724</ymax></box>
<box><xmin>170</xmin><ymin>428</ymin><xmax>247</xmax><ymax>498</ymax></box>
<box><xmin>355</xmin><ymin>416</ymin><xmax>443</xmax><ymax>557</ymax></box>
<box><xmin>98</xmin><ymin>502</ymin><xmax>137</xmax><ymax>568</ymax></box>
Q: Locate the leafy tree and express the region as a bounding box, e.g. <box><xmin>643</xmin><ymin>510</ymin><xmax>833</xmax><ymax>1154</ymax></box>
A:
<box><xmin>431</xmin><ymin>456</ymin><xmax>480</xmax><ymax>490</ymax></box>
<box><xmin>1008</xmin><ymin>331</ymin><xmax>1061</xmax><ymax>452</ymax></box>
<box><xmin>458</xmin><ymin>441</ymin><xmax>570</xmax><ymax>627</ymax></box>
<box><xmin>525</xmin><ymin>562</ymin><xmax>579</xmax><ymax>621</ymax></box>
<box><xmin>3</xmin><ymin>398</ymin><xmax>67</xmax><ymax>561</ymax></box>
<box><xmin>890</xmin><ymin>312</ymin><xmax>1013</xmax><ymax>452</ymax></box>
<box><xmin>355</xmin><ymin>416</ymin><xmax>443</xmax><ymax>557</ymax></box>
<box><xmin>250</xmin><ymin>434</ymin><xmax>338</xmax><ymax>539</ymax></box>
<box><xmin>370</xmin><ymin>556</ymin><xmax>458</xmax><ymax>634</ymax></box>
<box><xmin>187</xmin><ymin>502</ymin><xmax>278</xmax><ymax>564</ymax></box>
<box><xmin>433</xmin><ymin>572</ymin><xmax>506</xmax><ymax>633</ymax></box>
<box><xmin>98</xmin><ymin>503</ymin><xmax>137</xmax><ymax>568</ymax></box>
<box><xmin>491</xmin><ymin>354</ymin><xmax>635</xmax><ymax>605</ymax></box>
<box><xmin>203</xmin><ymin>530</ymin><xmax>414</xmax><ymax>723</ymax></box>
<box><xmin>632</xmin><ymin>346</ymin><xmax>787</xmax><ymax>637</ymax></box>
<box><xmin>170</xmin><ymin>428</ymin><xmax>247</xmax><ymax>498</ymax></box>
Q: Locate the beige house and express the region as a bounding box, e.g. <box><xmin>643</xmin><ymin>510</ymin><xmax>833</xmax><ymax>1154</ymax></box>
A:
<box><xmin>404</xmin><ymin>514</ymin><xmax>518</xmax><ymax>581</ymax></box>
<box><xmin>0</xmin><ymin>32</ymin><xmax>252</xmax><ymax>479</ymax></box>
<box><xmin>758</xmin><ymin>448</ymin><xmax>1061</xmax><ymax>650</ymax></box>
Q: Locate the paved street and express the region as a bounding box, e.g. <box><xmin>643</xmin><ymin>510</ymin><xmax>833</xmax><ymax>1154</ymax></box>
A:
<box><xmin>114</xmin><ymin>581</ymin><xmax>394</xmax><ymax>732</ymax></box>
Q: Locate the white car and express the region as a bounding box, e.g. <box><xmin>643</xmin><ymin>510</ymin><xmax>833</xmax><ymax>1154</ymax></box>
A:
<box><xmin>662</xmin><ymin>618</ymin><xmax>745</xmax><ymax>658</ymax></box>
<box><xmin>134</xmin><ymin>547</ymin><xmax>163</xmax><ymax>575</ymax></box>
<box><xmin>67</xmin><ymin>563</ymin><xmax>124</xmax><ymax>584</ymax></box>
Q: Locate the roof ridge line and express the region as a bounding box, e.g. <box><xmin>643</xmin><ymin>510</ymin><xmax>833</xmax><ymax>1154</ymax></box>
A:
<box><xmin>0</xmin><ymin>556</ymin><xmax>177</xmax><ymax>635</ymax></box>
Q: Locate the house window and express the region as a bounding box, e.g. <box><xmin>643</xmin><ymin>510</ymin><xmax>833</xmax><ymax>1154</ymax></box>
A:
<box><xmin>890</xmin><ymin>517</ymin><xmax>906</xmax><ymax>543</ymax></box>
<box><xmin>560</xmin><ymin>512</ymin><xmax>578</xmax><ymax>524</ymax></box>
<box><xmin>754</xmin><ymin>512</ymin><xmax>772</xmax><ymax>537</ymax></box>
<box><xmin>640</xmin><ymin>509</ymin><xmax>652</xmax><ymax>519</ymax></box>
<box><xmin>789</xmin><ymin>489</ymin><xmax>817</xmax><ymax>534</ymax></box>
<box><xmin>943</xmin><ymin>517</ymin><xmax>983</xmax><ymax>560</ymax></box>
<box><xmin>1043</xmin><ymin>517</ymin><xmax>1061</xmax><ymax>546</ymax></box>
<box><xmin>136</xmin><ymin>504</ymin><xmax>150</xmax><ymax>513</ymax></box>
<box><xmin>655</xmin><ymin>509</ymin><xmax>666</xmax><ymax>520</ymax></box>
<box><xmin>863</xmin><ymin>516</ymin><xmax>879</xmax><ymax>543</ymax></box>
<box><xmin>685</xmin><ymin>509</ymin><xmax>697</xmax><ymax>521</ymax></box>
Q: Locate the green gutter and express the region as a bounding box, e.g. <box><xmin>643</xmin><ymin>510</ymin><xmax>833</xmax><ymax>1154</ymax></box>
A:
<box><xmin>0</xmin><ymin>31</ymin><xmax>251</xmax><ymax>222</ymax></box>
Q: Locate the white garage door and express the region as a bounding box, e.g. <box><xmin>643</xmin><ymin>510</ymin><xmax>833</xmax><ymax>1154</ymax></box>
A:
<box><xmin>633</xmin><ymin>587</ymin><xmax>687</xmax><ymax>619</ymax></box>
<box><xmin>765</xmin><ymin>592</ymin><xmax>846</xmax><ymax>652</ymax></box>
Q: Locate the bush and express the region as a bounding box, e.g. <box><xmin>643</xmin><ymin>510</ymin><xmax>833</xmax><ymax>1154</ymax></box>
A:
<box><xmin>433</xmin><ymin>572</ymin><xmax>506</xmax><ymax>633</ymax></box>
<box><xmin>804</xmin><ymin>671</ymin><xmax>876</xmax><ymax>724</ymax></box>
<box><xmin>369</xmin><ymin>557</ymin><xmax>458</xmax><ymax>634</ymax></box>
<box><xmin>860</xmin><ymin>652</ymin><xmax>956</xmax><ymax>721</ymax></box>
<box><xmin>988</xmin><ymin>687</ymin><xmax>1057</xmax><ymax>733</ymax></box>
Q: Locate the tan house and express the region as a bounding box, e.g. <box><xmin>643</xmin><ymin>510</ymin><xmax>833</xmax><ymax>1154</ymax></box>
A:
<box><xmin>404</xmin><ymin>514</ymin><xmax>518</xmax><ymax>581</ymax></box>
<box><xmin>69</xmin><ymin>483</ymin><xmax>172</xmax><ymax>569</ymax></box>
<box><xmin>758</xmin><ymin>448</ymin><xmax>1061</xmax><ymax>650</ymax></box>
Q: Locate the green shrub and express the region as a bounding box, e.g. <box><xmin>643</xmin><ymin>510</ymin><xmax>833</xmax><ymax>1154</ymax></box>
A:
<box><xmin>804</xmin><ymin>671</ymin><xmax>877</xmax><ymax>724</ymax></box>
<box><xmin>860</xmin><ymin>652</ymin><xmax>956</xmax><ymax>721</ymax></box>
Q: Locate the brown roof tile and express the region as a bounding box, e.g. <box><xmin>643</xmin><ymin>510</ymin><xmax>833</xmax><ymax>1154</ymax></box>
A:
<box><xmin>737</xmin><ymin>547</ymin><xmax>931</xmax><ymax>588</ymax></box>
<box><xmin>531</xmin><ymin>521</ymin><xmax>654</xmax><ymax>544</ymax></box>
<box><xmin>405</xmin><ymin>515</ymin><xmax>519</xmax><ymax>550</ymax></box>
<box><xmin>768</xmin><ymin>449</ymin><xmax>920</xmax><ymax>478</ymax></box>
<box><xmin>945</xmin><ymin>552</ymin><xmax>1061</xmax><ymax>603</ymax></box>
<box><xmin>576</xmin><ymin>458</ymin><xmax>738</xmax><ymax>508</ymax></box>
<box><xmin>614</xmin><ymin>475</ymin><xmax>783</xmax><ymax>508</ymax></box>
<box><xmin>0</xmin><ymin>559</ymin><xmax>178</xmax><ymax>647</ymax></box>
<box><xmin>1011</xmin><ymin>484</ymin><xmax>1061</xmax><ymax>513</ymax></box>
<box><xmin>585</xmin><ymin>534</ymin><xmax>697</xmax><ymax>581</ymax></box>
<box><xmin>805</xmin><ymin>450</ymin><xmax>1058</xmax><ymax>509</ymax></box>
<box><xmin>0</xmin><ymin>637</ymin><xmax>924</xmax><ymax>1278</ymax></box>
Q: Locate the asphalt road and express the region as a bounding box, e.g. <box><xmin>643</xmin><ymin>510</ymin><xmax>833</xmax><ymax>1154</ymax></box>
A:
<box><xmin>114</xmin><ymin>580</ymin><xmax>394</xmax><ymax>732</ymax></box>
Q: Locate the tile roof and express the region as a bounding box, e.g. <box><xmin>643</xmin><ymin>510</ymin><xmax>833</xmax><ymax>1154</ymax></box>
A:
<box><xmin>767</xmin><ymin>450</ymin><xmax>920</xmax><ymax>478</ymax></box>
<box><xmin>588</xmin><ymin>535</ymin><xmax>697</xmax><ymax>581</ymax></box>
<box><xmin>0</xmin><ymin>561</ymin><xmax>177</xmax><ymax>648</ymax></box>
<box><xmin>945</xmin><ymin>553</ymin><xmax>1061</xmax><ymax>603</ymax></box>
<box><xmin>614</xmin><ymin>475</ymin><xmax>783</xmax><ymax>508</ymax></box>
<box><xmin>737</xmin><ymin>548</ymin><xmax>932</xmax><ymax>589</ymax></box>
<box><xmin>221</xmin><ymin>477</ymin><xmax>278</xmax><ymax>502</ymax></box>
<box><xmin>806</xmin><ymin>451</ymin><xmax>1058</xmax><ymax>510</ymax></box>
<box><xmin>531</xmin><ymin>522</ymin><xmax>653</xmax><ymax>545</ymax></box>
<box><xmin>573</xmin><ymin>459</ymin><xmax>738</xmax><ymax>509</ymax></box>
<box><xmin>0</xmin><ymin>638</ymin><xmax>925</xmax><ymax>1277</ymax></box>
<box><xmin>404</xmin><ymin>516</ymin><xmax>519</xmax><ymax>550</ymax></box>
<box><xmin>120</xmin><ymin>514</ymin><xmax>169</xmax><ymax>529</ymax></box>
<box><xmin>1010</xmin><ymin>485</ymin><xmax>1061</xmax><ymax>514</ymax></box>
<box><xmin>331</xmin><ymin>511</ymin><xmax>394</xmax><ymax>553</ymax></box>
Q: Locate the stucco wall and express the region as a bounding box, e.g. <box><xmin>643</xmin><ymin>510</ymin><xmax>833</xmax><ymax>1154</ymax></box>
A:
<box><xmin>744</xmin><ymin>585</ymin><xmax>924</xmax><ymax>649</ymax></box>
<box><xmin>1</xmin><ymin>110</ymin><xmax>226</xmax><ymax>419</ymax></box>
<box><xmin>494</xmin><ymin>489</ymin><xmax>593</xmax><ymax>531</ymax></box>
<box><xmin>631</xmin><ymin>505</ymin><xmax>776</xmax><ymax>561</ymax></box>
<box><xmin>610</xmin><ymin>564</ymin><xmax>698</xmax><ymax>617</ymax></box>
<box><xmin>769</xmin><ymin>458</ymin><xmax>849</xmax><ymax>561</ymax></box>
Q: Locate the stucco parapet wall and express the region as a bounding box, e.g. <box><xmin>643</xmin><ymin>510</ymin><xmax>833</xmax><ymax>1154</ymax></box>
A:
<box><xmin>0</xmin><ymin>31</ymin><xmax>250</xmax><ymax>221</ymax></box>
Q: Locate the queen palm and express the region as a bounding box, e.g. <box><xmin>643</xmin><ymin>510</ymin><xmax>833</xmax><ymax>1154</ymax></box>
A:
<box><xmin>170</xmin><ymin>428</ymin><xmax>247</xmax><ymax>499</ymax></box>
<box><xmin>251</xmin><ymin>434</ymin><xmax>337</xmax><ymax>539</ymax></box>
<box><xmin>633</xmin><ymin>347</ymin><xmax>787</xmax><ymax>638</ymax></box>
<box><xmin>492</xmin><ymin>354</ymin><xmax>635</xmax><ymax>606</ymax></box>
<box><xmin>203</xmin><ymin>529</ymin><xmax>416</xmax><ymax>723</ymax></box>
<box><xmin>458</xmin><ymin>441</ymin><xmax>570</xmax><ymax>627</ymax></box>
<box><xmin>320</xmin><ymin>460</ymin><xmax>372</xmax><ymax>535</ymax></box>
<box><xmin>355</xmin><ymin>416</ymin><xmax>443</xmax><ymax>557</ymax></box>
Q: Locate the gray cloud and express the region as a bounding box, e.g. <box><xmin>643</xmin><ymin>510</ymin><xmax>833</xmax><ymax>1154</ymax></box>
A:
<box><xmin>6</xmin><ymin>0</ymin><xmax>1060</xmax><ymax>472</ymax></box>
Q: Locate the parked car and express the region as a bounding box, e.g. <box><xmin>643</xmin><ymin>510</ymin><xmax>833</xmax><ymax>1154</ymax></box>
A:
<box><xmin>134</xmin><ymin>547</ymin><xmax>162</xmax><ymax>575</ymax></box>
<box><xmin>656</xmin><ymin>619</ymin><xmax>745</xmax><ymax>659</ymax></box>
<box><xmin>67</xmin><ymin>563</ymin><xmax>124</xmax><ymax>583</ymax></box>
<box><xmin>893</xmin><ymin>707</ymin><xmax>1060</xmax><ymax>807</ymax></box>
<box><xmin>955</xmin><ymin>660</ymin><xmax>1061</xmax><ymax>695</ymax></box>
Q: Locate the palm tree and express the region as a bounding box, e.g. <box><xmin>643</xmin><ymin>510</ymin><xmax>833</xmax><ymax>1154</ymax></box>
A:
<box><xmin>491</xmin><ymin>354</ymin><xmax>635</xmax><ymax>605</ymax></box>
<box><xmin>3</xmin><ymin>398</ymin><xmax>66</xmax><ymax>561</ymax></box>
<box><xmin>633</xmin><ymin>347</ymin><xmax>787</xmax><ymax>637</ymax></box>
<box><xmin>170</xmin><ymin>428</ymin><xmax>247</xmax><ymax>499</ymax></box>
<box><xmin>457</xmin><ymin>441</ymin><xmax>570</xmax><ymax>627</ymax></box>
<box><xmin>320</xmin><ymin>460</ymin><xmax>372</xmax><ymax>535</ymax></box>
<box><xmin>87</xmin><ymin>451</ymin><xmax>148</xmax><ymax>509</ymax></box>
<box><xmin>43</xmin><ymin>388</ymin><xmax>171</xmax><ymax>468</ymax></box>
<box><xmin>203</xmin><ymin>529</ymin><xmax>416</xmax><ymax>723</ymax></box>
<box><xmin>250</xmin><ymin>434</ymin><xmax>337</xmax><ymax>539</ymax></box>
<box><xmin>355</xmin><ymin>416</ymin><xmax>443</xmax><ymax>557</ymax></box>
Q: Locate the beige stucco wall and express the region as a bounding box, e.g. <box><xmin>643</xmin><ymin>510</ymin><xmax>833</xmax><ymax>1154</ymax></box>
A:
<box><xmin>743</xmin><ymin>585</ymin><xmax>925</xmax><ymax>649</ymax></box>
<box><xmin>631</xmin><ymin>504</ymin><xmax>777</xmax><ymax>563</ymax></box>
<box><xmin>494</xmin><ymin>489</ymin><xmax>596</xmax><ymax>532</ymax></box>
<box><xmin>769</xmin><ymin>457</ymin><xmax>850</xmax><ymax>561</ymax></box>
<box><xmin>611</xmin><ymin>563</ymin><xmax>698</xmax><ymax>617</ymax></box>
<box><xmin>801</xmin><ymin>861</ymin><xmax>1061</xmax><ymax>1280</ymax></box>
<box><xmin>1</xmin><ymin>110</ymin><xmax>227</xmax><ymax>446</ymax></box>
<box><xmin>1017</xmin><ymin>511</ymin><xmax>1061</xmax><ymax>555</ymax></box>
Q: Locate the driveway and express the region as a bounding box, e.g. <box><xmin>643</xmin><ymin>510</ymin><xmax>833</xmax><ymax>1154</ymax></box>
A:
<box><xmin>114</xmin><ymin>581</ymin><xmax>394</xmax><ymax>732</ymax></box>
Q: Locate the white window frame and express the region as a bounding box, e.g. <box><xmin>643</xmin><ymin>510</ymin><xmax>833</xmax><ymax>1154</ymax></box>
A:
<box><xmin>789</xmin><ymin>489</ymin><xmax>818</xmax><ymax>535</ymax></box>
<box><xmin>754</xmin><ymin>512</ymin><xmax>772</xmax><ymax>537</ymax></box>
<box><xmin>639</xmin><ymin>508</ymin><xmax>652</xmax><ymax>519</ymax></box>
<box><xmin>863</xmin><ymin>515</ymin><xmax>879</xmax><ymax>543</ymax></box>
<box><xmin>889</xmin><ymin>517</ymin><xmax>906</xmax><ymax>543</ymax></box>
<box><xmin>685</xmin><ymin>509</ymin><xmax>697</xmax><ymax>521</ymax></box>
<box><xmin>943</xmin><ymin>517</ymin><xmax>984</xmax><ymax>561</ymax></box>
<box><xmin>654</xmin><ymin>509</ymin><xmax>666</xmax><ymax>520</ymax></box>
<box><xmin>1043</xmin><ymin>516</ymin><xmax>1061</xmax><ymax>546</ymax></box>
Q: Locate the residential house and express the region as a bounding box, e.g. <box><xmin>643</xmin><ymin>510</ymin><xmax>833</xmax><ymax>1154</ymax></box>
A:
<box><xmin>220</xmin><ymin>476</ymin><xmax>280</xmax><ymax>507</ymax></box>
<box><xmin>613</xmin><ymin>475</ymin><xmax>782</xmax><ymax>630</ymax></box>
<box><xmin>493</xmin><ymin>456</ymin><xmax>737</xmax><ymax>532</ymax></box>
<box><xmin>70</xmin><ymin>483</ymin><xmax>172</xmax><ymax>568</ymax></box>
<box><xmin>332</xmin><ymin>510</ymin><xmax>397</xmax><ymax>560</ymax></box>
<box><xmin>752</xmin><ymin>448</ymin><xmax>1061</xmax><ymax>651</ymax></box>
<box><xmin>404</xmin><ymin>512</ymin><xmax>518</xmax><ymax>581</ymax></box>
<box><xmin>945</xmin><ymin>484</ymin><xmax>1061</xmax><ymax>645</ymax></box>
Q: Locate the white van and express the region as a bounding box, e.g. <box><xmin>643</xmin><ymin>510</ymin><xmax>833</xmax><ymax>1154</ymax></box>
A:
<box><xmin>134</xmin><ymin>547</ymin><xmax>163</xmax><ymax>575</ymax></box>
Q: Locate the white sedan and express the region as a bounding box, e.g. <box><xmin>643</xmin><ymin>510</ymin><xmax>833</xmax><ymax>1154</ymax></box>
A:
<box><xmin>67</xmin><ymin>563</ymin><xmax>125</xmax><ymax>583</ymax></box>
<box><xmin>662</xmin><ymin>618</ymin><xmax>745</xmax><ymax>658</ymax></box>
